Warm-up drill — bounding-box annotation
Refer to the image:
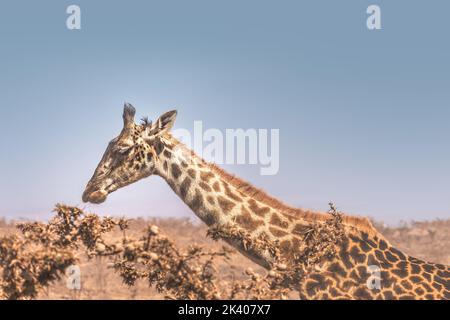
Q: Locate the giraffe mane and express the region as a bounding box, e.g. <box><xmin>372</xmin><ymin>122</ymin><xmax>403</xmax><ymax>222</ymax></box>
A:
<box><xmin>165</xmin><ymin>134</ymin><xmax>382</xmax><ymax>238</ymax></box>
<box><xmin>207</xmin><ymin>162</ymin><xmax>382</xmax><ymax>238</ymax></box>
<box><xmin>140</xmin><ymin>117</ymin><xmax>152</xmax><ymax>127</ymax></box>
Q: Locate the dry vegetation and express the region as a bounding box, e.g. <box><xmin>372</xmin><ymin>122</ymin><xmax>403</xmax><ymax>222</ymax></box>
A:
<box><xmin>0</xmin><ymin>205</ymin><xmax>292</xmax><ymax>300</ymax></box>
<box><xmin>0</xmin><ymin>205</ymin><xmax>448</xmax><ymax>300</ymax></box>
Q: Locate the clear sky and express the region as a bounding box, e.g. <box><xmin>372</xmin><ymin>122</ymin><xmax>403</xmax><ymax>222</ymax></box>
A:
<box><xmin>0</xmin><ymin>0</ymin><xmax>449</xmax><ymax>224</ymax></box>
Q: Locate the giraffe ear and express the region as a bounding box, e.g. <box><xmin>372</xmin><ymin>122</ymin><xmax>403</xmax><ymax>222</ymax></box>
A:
<box><xmin>123</xmin><ymin>102</ymin><xmax>136</xmax><ymax>129</ymax></box>
<box><xmin>156</xmin><ymin>110</ymin><xmax>177</xmax><ymax>132</ymax></box>
<box><xmin>145</xmin><ymin>110</ymin><xmax>177</xmax><ymax>139</ymax></box>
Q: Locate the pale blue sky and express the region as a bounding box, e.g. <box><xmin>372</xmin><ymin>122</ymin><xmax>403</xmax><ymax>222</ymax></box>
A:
<box><xmin>0</xmin><ymin>1</ymin><xmax>449</xmax><ymax>224</ymax></box>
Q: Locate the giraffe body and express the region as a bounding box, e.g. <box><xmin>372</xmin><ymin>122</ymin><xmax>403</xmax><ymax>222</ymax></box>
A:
<box><xmin>82</xmin><ymin>104</ymin><xmax>450</xmax><ymax>300</ymax></box>
<box><xmin>300</xmin><ymin>233</ymin><xmax>449</xmax><ymax>299</ymax></box>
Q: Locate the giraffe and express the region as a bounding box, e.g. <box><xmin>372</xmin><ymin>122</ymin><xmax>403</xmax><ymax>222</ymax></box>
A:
<box><xmin>82</xmin><ymin>104</ymin><xmax>450</xmax><ymax>300</ymax></box>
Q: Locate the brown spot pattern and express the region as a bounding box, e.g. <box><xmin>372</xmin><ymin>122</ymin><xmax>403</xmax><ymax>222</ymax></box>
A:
<box><xmin>217</xmin><ymin>196</ymin><xmax>235</xmax><ymax>213</ymax></box>
<box><xmin>235</xmin><ymin>206</ymin><xmax>264</xmax><ymax>230</ymax></box>
<box><xmin>171</xmin><ymin>163</ymin><xmax>182</xmax><ymax>179</ymax></box>
<box><xmin>187</xmin><ymin>169</ymin><xmax>196</xmax><ymax>179</ymax></box>
<box><xmin>179</xmin><ymin>177</ymin><xmax>192</xmax><ymax>198</ymax></box>
<box><xmin>163</xmin><ymin>150</ymin><xmax>171</xmax><ymax>158</ymax></box>
<box><xmin>206</xmin><ymin>196</ymin><xmax>215</xmax><ymax>205</ymax></box>
<box><xmin>223</xmin><ymin>183</ymin><xmax>242</xmax><ymax>201</ymax></box>
<box><xmin>200</xmin><ymin>171</ymin><xmax>215</xmax><ymax>182</ymax></box>
<box><xmin>190</xmin><ymin>189</ymin><xmax>204</xmax><ymax>211</ymax></box>
<box><xmin>199</xmin><ymin>181</ymin><xmax>212</xmax><ymax>192</ymax></box>
<box><xmin>270</xmin><ymin>212</ymin><xmax>289</xmax><ymax>229</ymax></box>
<box><xmin>248</xmin><ymin>199</ymin><xmax>270</xmax><ymax>217</ymax></box>
<box><xmin>213</xmin><ymin>181</ymin><xmax>221</xmax><ymax>192</ymax></box>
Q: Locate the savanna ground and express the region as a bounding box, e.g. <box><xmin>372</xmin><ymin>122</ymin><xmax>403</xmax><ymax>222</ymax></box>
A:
<box><xmin>0</xmin><ymin>212</ymin><xmax>448</xmax><ymax>300</ymax></box>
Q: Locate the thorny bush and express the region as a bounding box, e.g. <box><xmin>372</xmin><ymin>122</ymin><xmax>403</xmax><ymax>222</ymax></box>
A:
<box><xmin>0</xmin><ymin>204</ymin><xmax>345</xmax><ymax>300</ymax></box>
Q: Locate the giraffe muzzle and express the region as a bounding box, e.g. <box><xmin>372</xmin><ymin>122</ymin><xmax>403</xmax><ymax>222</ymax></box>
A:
<box><xmin>82</xmin><ymin>189</ymin><xmax>108</xmax><ymax>204</ymax></box>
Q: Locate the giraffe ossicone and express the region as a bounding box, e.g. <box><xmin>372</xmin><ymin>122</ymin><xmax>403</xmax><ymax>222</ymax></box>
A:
<box><xmin>82</xmin><ymin>103</ymin><xmax>449</xmax><ymax>300</ymax></box>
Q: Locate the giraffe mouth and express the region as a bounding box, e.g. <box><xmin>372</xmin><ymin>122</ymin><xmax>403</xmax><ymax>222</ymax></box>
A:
<box><xmin>82</xmin><ymin>189</ymin><xmax>108</xmax><ymax>204</ymax></box>
<box><xmin>82</xmin><ymin>178</ymin><xmax>118</xmax><ymax>203</ymax></box>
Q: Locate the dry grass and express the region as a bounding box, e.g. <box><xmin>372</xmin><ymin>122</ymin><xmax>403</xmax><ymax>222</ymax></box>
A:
<box><xmin>0</xmin><ymin>205</ymin><xmax>448</xmax><ymax>300</ymax></box>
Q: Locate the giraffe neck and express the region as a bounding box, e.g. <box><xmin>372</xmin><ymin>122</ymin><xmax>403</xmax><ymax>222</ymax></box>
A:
<box><xmin>151</xmin><ymin>136</ymin><xmax>385</xmax><ymax>271</ymax></box>
<box><xmin>153</xmin><ymin>136</ymin><xmax>297</xmax><ymax>268</ymax></box>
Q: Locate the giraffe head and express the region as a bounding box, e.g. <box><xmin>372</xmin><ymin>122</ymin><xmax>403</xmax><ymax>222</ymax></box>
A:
<box><xmin>82</xmin><ymin>103</ymin><xmax>177</xmax><ymax>204</ymax></box>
